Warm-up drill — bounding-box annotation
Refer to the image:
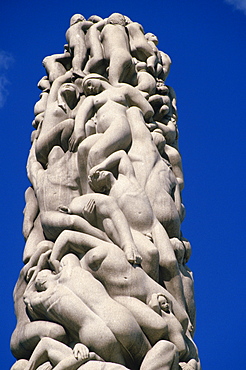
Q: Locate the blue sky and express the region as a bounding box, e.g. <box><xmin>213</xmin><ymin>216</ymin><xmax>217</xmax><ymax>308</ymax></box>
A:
<box><xmin>1</xmin><ymin>0</ymin><xmax>245</xmax><ymax>368</ymax></box>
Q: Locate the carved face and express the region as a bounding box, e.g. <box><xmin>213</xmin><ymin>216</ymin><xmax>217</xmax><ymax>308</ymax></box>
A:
<box><xmin>158</xmin><ymin>295</ymin><xmax>170</xmax><ymax>313</ymax></box>
<box><xmin>83</xmin><ymin>79</ymin><xmax>102</xmax><ymax>96</ymax></box>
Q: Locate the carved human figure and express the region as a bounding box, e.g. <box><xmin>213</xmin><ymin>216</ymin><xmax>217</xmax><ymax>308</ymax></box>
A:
<box><xmin>49</xmin><ymin>230</ymin><xmax>189</xmax><ymax>344</ymax></box>
<box><xmin>42</xmin><ymin>51</ymin><xmax>72</xmax><ymax>84</ymax></box>
<box><xmin>171</xmin><ymin>238</ymin><xmax>196</xmax><ymax>334</ymax></box>
<box><xmin>144</xmin><ymin>33</ymin><xmax>171</xmax><ymax>80</ymax></box>
<box><xmin>125</xmin><ymin>19</ymin><xmax>158</xmax><ymax>75</ymax></box>
<box><xmin>148</xmin><ymin>294</ymin><xmax>199</xmax><ymax>366</ymax></box>
<box><xmin>125</xmin><ymin>107</ymin><xmax>182</xmax><ymax>237</ymax></box>
<box><xmin>60</xmin><ymin>193</ymin><xmax>142</xmax><ymax>265</ymax></box>
<box><xmin>83</xmin><ymin>15</ymin><xmax>107</xmax><ymax>76</ymax></box>
<box><xmin>31</xmin><ymin>250</ymin><xmax>150</xmax><ymax>368</ymax></box>
<box><xmin>10</xmin><ymin>241</ymin><xmax>67</xmax><ymax>360</ymax></box>
<box><xmin>100</xmin><ymin>13</ymin><xmax>135</xmax><ymax>85</ymax></box>
<box><xmin>35</xmin><ymin>71</ymin><xmax>82</xmax><ymax>166</ymax></box>
<box><xmin>15</xmin><ymin>337</ymin><xmax>180</xmax><ymax>370</ymax></box>
<box><xmin>151</xmin><ymin>132</ymin><xmax>184</xmax><ymax>192</ymax></box>
<box><xmin>88</xmin><ymin>149</ymin><xmax>185</xmax><ymax>302</ymax></box>
<box><xmin>65</xmin><ymin>14</ymin><xmax>92</xmax><ymax>77</ymax></box>
<box><xmin>24</xmin><ymin>267</ymin><xmax>126</xmax><ymax>365</ymax></box>
<box><xmin>27</xmin><ymin>144</ymin><xmax>109</xmax><ymax>244</ymax></box>
<box><xmin>69</xmin><ymin>73</ymin><xmax>154</xmax><ymax>194</ymax></box>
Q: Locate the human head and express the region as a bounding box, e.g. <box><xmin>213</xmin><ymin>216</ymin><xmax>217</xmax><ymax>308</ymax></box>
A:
<box><xmin>58</xmin><ymin>83</ymin><xmax>80</xmax><ymax>110</ymax></box>
<box><xmin>157</xmin><ymin>294</ymin><xmax>171</xmax><ymax>313</ymax></box>
<box><xmin>35</xmin><ymin>269</ymin><xmax>56</xmax><ymax>291</ymax></box>
<box><xmin>88</xmin><ymin>15</ymin><xmax>103</xmax><ymax>23</ymax></box>
<box><xmin>145</xmin><ymin>32</ymin><xmax>158</xmax><ymax>45</ymax></box>
<box><xmin>107</xmin><ymin>13</ymin><xmax>126</xmax><ymax>26</ymax></box>
<box><xmin>69</xmin><ymin>14</ymin><xmax>85</xmax><ymax>26</ymax></box>
<box><xmin>82</xmin><ymin>74</ymin><xmax>109</xmax><ymax>95</ymax></box>
<box><xmin>88</xmin><ymin>170</ymin><xmax>113</xmax><ymax>194</ymax></box>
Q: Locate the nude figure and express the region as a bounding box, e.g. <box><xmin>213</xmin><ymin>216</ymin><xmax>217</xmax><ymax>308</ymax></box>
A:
<box><xmin>10</xmin><ymin>241</ymin><xmax>67</xmax><ymax>360</ymax></box>
<box><xmin>88</xmin><ymin>149</ymin><xmax>185</xmax><ymax>303</ymax></box>
<box><xmin>171</xmin><ymin>238</ymin><xmax>196</xmax><ymax>334</ymax></box>
<box><xmin>69</xmin><ymin>73</ymin><xmax>154</xmax><ymax>194</ymax></box>
<box><xmin>24</xmin><ymin>265</ymin><xmax>126</xmax><ymax>366</ymax></box>
<box><xmin>35</xmin><ymin>70</ymin><xmax>82</xmax><ymax>166</ymax></box>
<box><xmin>27</xmin><ymin>144</ymin><xmax>110</xmax><ymax>244</ymax></box>
<box><xmin>126</xmin><ymin>107</ymin><xmax>182</xmax><ymax>237</ymax></box>
<box><xmin>125</xmin><ymin>20</ymin><xmax>158</xmax><ymax>75</ymax></box>
<box><xmin>83</xmin><ymin>16</ymin><xmax>107</xmax><ymax>76</ymax></box>
<box><xmin>65</xmin><ymin>14</ymin><xmax>92</xmax><ymax>77</ymax></box>
<box><xmin>145</xmin><ymin>33</ymin><xmax>171</xmax><ymax>80</ymax></box>
<box><xmin>42</xmin><ymin>51</ymin><xmax>72</xmax><ymax>84</ymax></box>
<box><xmin>100</xmin><ymin>13</ymin><xmax>135</xmax><ymax>85</ymax></box>
<box><xmin>49</xmin><ymin>230</ymin><xmax>189</xmax><ymax>344</ymax></box>
<box><xmin>19</xmin><ymin>337</ymin><xmax>180</xmax><ymax>370</ymax></box>
<box><xmin>61</xmin><ymin>193</ymin><xmax>142</xmax><ymax>265</ymax></box>
<box><xmin>148</xmin><ymin>294</ymin><xmax>199</xmax><ymax>366</ymax></box>
<box><xmin>36</xmin><ymin>250</ymin><xmax>150</xmax><ymax>368</ymax></box>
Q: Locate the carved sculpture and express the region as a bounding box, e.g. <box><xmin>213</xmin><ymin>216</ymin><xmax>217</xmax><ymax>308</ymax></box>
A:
<box><xmin>11</xmin><ymin>12</ymin><xmax>201</xmax><ymax>370</ymax></box>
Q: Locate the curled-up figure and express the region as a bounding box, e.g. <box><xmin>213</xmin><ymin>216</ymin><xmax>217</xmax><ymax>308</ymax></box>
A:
<box><xmin>100</xmin><ymin>13</ymin><xmax>136</xmax><ymax>85</ymax></box>
<box><xmin>65</xmin><ymin>14</ymin><xmax>92</xmax><ymax>77</ymax></box>
<box><xmin>42</xmin><ymin>51</ymin><xmax>72</xmax><ymax>84</ymax></box>
<box><xmin>10</xmin><ymin>241</ymin><xmax>67</xmax><ymax>360</ymax></box>
<box><xmin>69</xmin><ymin>73</ymin><xmax>153</xmax><ymax>194</ymax></box>
<box><xmin>148</xmin><ymin>294</ymin><xmax>200</xmax><ymax>368</ymax></box>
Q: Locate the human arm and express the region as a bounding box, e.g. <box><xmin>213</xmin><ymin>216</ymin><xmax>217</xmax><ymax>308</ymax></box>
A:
<box><xmin>69</xmin><ymin>96</ymin><xmax>95</xmax><ymax>151</ymax></box>
<box><xmin>124</xmin><ymin>85</ymin><xmax>154</xmax><ymax>122</ymax></box>
<box><xmin>50</xmin><ymin>230</ymin><xmax>111</xmax><ymax>272</ymax></box>
<box><xmin>88</xmin><ymin>150</ymin><xmax>135</xmax><ymax>179</ymax></box>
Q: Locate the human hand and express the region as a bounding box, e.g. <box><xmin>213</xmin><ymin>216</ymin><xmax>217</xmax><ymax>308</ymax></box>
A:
<box><xmin>68</xmin><ymin>131</ymin><xmax>85</xmax><ymax>152</ymax></box>
<box><xmin>73</xmin><ymin>343</ymin><xmax>90</xmax><ymax>361</ymax></box>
